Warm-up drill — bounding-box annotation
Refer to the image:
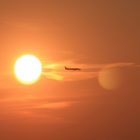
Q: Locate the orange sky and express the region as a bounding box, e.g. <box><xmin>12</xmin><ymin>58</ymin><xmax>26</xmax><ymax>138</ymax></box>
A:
<box><xmin>0</xmin><ymin>0</ymin><xmax>140</xmax><ymax>140</ymax></box>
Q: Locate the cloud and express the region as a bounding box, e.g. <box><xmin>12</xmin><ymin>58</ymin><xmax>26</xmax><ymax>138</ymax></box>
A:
<box><xmin>43</xmin><ymin>61</ymin><xmax>139</xmax><ymax>81</ymax></box>
<box><xmin>0</xmin><ymin>95</ymin><xmax>78</xmax><ymax>123</ymax></box>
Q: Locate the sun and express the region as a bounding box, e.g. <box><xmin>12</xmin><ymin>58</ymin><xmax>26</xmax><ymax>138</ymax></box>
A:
<box><xmin>14</xmin><ymin>54</ymin><xmax>42</xmax><ymax>85</ymax></box>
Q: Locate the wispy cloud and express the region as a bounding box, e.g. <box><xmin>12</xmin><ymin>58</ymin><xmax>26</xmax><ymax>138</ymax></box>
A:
<box><xmin>43</xmin><ymin>61</ymin><xmax>138</xmax><ymax>81</ymax></box>
<box><xmin>0</xmin><ymin>95</ymin><xmax>78</xmax><ymax>123</ymax></box>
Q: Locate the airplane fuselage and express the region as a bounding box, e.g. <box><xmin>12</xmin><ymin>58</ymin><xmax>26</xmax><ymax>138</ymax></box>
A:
<box><xmin>65</xmin><ymin>67</ymin><xmax>81</xmax><ymax>71</ymax></box>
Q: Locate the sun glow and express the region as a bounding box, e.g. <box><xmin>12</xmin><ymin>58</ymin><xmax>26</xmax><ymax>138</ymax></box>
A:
<box><xmin>14</xmin><ymin>54</ymin><xmax>42</xmax><ymax>85</ymax></box>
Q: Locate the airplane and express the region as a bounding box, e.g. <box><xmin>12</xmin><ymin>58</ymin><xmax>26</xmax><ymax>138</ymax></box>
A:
<box><xmin>65</xmin><ymin>66</ymin><xmax>81</xmax><ymax>71</ymax></box>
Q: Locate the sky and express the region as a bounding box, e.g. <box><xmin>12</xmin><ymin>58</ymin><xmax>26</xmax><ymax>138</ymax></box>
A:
<box><xmin>0</xmin><ymin>0</ymin><xmax>140</xmax><ymax>140</ymax></box>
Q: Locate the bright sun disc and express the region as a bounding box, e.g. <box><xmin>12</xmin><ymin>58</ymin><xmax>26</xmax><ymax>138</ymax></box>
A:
<box><xmin>14</xmin><ymin>54</ymin><xmax>42</xmax><ymax>85</ymax></box>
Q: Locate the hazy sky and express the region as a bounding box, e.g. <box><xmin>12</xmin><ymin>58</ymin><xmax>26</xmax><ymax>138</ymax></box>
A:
<box><xmin>0</xmin><ymin>0</ymin><xmax>140</xmax><ymax>140</ymax></box>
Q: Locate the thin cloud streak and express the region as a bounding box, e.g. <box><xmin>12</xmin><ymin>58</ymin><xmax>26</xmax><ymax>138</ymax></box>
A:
<box><xmin>0</xmin><ymin>96</ymin><xmax>78</xmax><ymax>123</ymax></box>
<box><xmin>43</xmin><ymin>61</ymin><xmax>138</xmax><ymax>81</ymax></box>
